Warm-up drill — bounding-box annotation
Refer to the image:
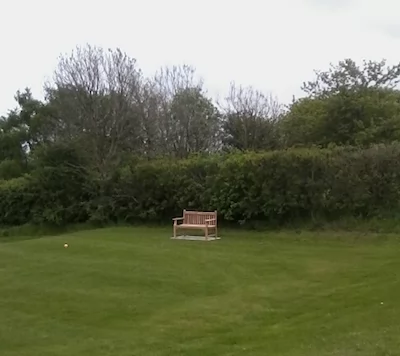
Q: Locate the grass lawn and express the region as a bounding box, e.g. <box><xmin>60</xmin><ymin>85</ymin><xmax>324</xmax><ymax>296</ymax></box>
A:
<box><xmin>1</xmin><ymin>227</ymin><xmax>400</xmax><ymax>355</ymax></box>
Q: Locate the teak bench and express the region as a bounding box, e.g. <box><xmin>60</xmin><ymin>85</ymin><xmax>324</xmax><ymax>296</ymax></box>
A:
<box><xmin>173</xmin><ymin>210</ymin><xmax>218</xmax><ymax>241</ymax></box>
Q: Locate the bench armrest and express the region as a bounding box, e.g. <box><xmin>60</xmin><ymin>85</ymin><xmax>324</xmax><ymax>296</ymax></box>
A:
<box><xmin>205</xmin><ymin>218</ymin><xmax>216</xmax><ymax>223</ymax></box>
<box><xmin>173</xmin><ymin>217</ymin><xmax>184</xmax><ymax>225</ymax></box>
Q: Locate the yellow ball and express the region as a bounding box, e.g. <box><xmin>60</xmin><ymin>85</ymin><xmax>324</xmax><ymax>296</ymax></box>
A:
<box><xmin>64</xmin><ymin>243</ymin><xmax>69</xmax><ymax>248</ymax></box>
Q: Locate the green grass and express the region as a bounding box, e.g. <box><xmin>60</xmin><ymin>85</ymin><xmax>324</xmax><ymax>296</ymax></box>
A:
<box><xmin>1</xmin><ymin>227</ymin><xmax>400</xmax><ymax>355</ymax></box>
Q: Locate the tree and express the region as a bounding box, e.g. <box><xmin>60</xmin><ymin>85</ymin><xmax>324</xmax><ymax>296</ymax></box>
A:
<box><xmin>30</xmin><ymin>142</ymin><xmax>92</xmax><ymax>225</ymax></box>
<box><xmin>169</xmin><ymin>87</ymin><xmax>221</xmax><ymax>157</ymax></box>
<box><xmin>0</xmin><ymin>89</ymin><xmax>54</xmax><ymax>153</ymax></box>
<box><xmin>220</xmin><ymin>83</ymin><xmax>282</xmax><ymax>151</ymax></box>
<box><xmin>283</xmin><ymin>59</ymin><xmax>400</xmax><ymax>147</ymax></box>
<box><xmin>149</xmin><ymin>65</ymin><xmax>221</xmax><ymax>157</ymax></box>
<box><xmin>322</xmin><ymin>87</ymin><xmax>400</xmax><ymax>146</ymax></box>
<box><xmin>280</xmin><ymin>97</ymin><xmax>327</xmax><ymax>147</ymax></box>
<box><xmin>302</xmin><ymin>58</ymin><xmax>400</xmax><ymax>97</ymax></box>
<box><xmin>0</xmin><ymin>121</ymin><xmax>26</xmax><ymax>163</ymax></box>
<box><xmin>46</xmin><ymin>44</ymin><xmax>144</xmax><ymax>177</ymax></box>
<box><xmin>0</xmin><ymin>89</ymin><xmax>55</xmax><ymax>179</ymax></box>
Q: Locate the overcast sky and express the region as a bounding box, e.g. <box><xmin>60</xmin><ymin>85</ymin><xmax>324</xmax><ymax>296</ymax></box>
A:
<box><xmin>1</xmin><ymin>0</ymin><xmax>400</xmax><ymax>115</ymax></box>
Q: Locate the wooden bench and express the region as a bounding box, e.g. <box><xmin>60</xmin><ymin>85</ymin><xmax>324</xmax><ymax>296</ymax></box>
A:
<box><xmin>173</xmin><ymin>210</ymin><xmax>218</xmax><ymax>240</ymax></box>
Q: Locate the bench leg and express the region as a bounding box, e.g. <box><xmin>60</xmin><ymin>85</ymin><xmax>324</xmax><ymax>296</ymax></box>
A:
<box><xmin>173</xmin><ymin>225</ymin><xmax>177</xmax><ymax>239</ymax></box>
<box><xmin>215</xmin><ymin>226</ymin><xmax>218</xmax><ymax>239</ymax></box>
<box><xmin>205</xmin><ymin>226</ymin><xmax>208</xmax><ymax>241</ymax></box>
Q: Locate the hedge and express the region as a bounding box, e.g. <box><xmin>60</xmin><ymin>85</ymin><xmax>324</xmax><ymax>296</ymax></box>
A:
<box><xmin>0</xmin><ymin>176</ymin><xmax>35</xmax><ymax>226</ymax></box>
<box><xmin>2</xmin><ymin>144</ymin><xmax>400</xmax><ymax>227</ymax></box>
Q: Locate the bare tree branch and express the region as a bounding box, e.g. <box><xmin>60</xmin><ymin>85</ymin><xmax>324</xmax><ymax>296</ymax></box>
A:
<box><xmin>219</xmin><ymin>83</ymin><xmax>283</xmax><ymax>151</ymax></box>
<box><xmin>45</xmin><ymin>44</ymin><xmax>143</xmax><ymax>177</ymax></box>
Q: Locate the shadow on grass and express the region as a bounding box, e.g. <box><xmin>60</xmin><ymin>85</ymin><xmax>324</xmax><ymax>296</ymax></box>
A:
<box><xmin>0</xmin><ymin>221</ymin><xmax>168</xmax><ymax>243</ymax></box>
<box><xmin>0</xmin><ymin>223</ymin><xmax>99</xmax><ymax>243</ymax></box>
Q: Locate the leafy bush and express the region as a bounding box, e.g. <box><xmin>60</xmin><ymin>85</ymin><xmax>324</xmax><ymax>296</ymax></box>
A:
<box><xmin>29</xmin><ymin>144</ymin><xmax>94</xmax><ymax>226</ymax></box>
<box><xmin>0</xmin><ymin>159</ymin><xmax>26</xmax><ymax>180</ymax></box>
<box><xmin>102</xmin><ymin>145</ymin><xmax>400</xmax><ymax>225</ymax></box>
<box><xmin>0</xmin><ymin>176</ymin><xmax>36</xmax><ymax>226</ymax></box>
<box><xmin>4</xmin><ymin>144</ymin><xmax>400</xmax><ymax>227</ymax></box>
<box><xmin>0</xmin><ymin>144</ymin><xmax>94</xmax><ymax>227</ymax></box>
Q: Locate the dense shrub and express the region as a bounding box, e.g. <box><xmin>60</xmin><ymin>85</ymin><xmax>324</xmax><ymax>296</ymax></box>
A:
<box><xmin>109</xmin><ymin>145</ymin><xmax>400</xmax><ymax>223</ymax></box>
<box><xmin>105</xmin><ymin>156</ymin><xmax>221</xmax><ymax>223</ymax></box>
<box><xmin>0</xmin><ymin>144</ymin><xmax>94</xmax><ymax>227</ymax></box>
<box><xmin>100</xmin><ymin>145</ymin><xmax>400</xmax><ymax>225</ymax></box>
<box><xmin>3</xmin><ymin>144</ymin><xmax>400</xmax><ymax>227</ymax></box>
<box><xmin>0</xmin><ymin>159</ymin><xmax>26</xmax><ymax>180</ymax></box>
<box><xmin>29</xmin><ymin>144</ymin><xmax>94</xmax><ymax>226</ymax></box>
<box><xmin>0</xmin><ymin>176</ymin><xmax>36</xmax><ymax>226</ymax></box>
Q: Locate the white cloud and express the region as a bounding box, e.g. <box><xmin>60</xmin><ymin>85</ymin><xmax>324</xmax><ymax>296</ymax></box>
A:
<box><xmin>1</xmin><ymin>0</ymin><xmax>400</xmax><ymax>115</ymax></box>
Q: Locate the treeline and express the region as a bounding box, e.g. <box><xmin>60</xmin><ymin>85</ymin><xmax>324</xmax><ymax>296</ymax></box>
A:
<box><xmin>2</xmin><ymin>45</ymin><xmax>400</xmax><ymax>227</ymax></box>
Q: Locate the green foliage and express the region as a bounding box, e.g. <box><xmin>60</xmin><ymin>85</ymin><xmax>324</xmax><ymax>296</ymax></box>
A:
<box><xmin>5</xmin><ymin>53</ymin><xmax>400</xmax><ymax>228</ymax></box>
<box><xmin>0</xmin><ymin>159</ymin><xmax>25</xmax><ymax>180</ymax></box>
<box><xmin>302</xmin><ymin>58</ymin><xmax>400</xmax><ymax>97</ymax></box>
<box><xmin>283</xmin><ymin>88</ymin><xmax>400</xmax><ymax>147</ymax></box>
<box><xmin>96</xmin><ymin>144</ymin><xmax>400</xmax><ymax>225</ymax></box>
<box><xmin>284</xmin><ymin>59</ymin><xmax>400</xmax><ymax>148</ymax></box>
<box><xmin>1</xmin><ymin>89</ymin><xmax>55</xmax><ymax>153</ymax></box>
<box><xmin>223</xmin><ymin>113</ymin><xmax>279</xmax><ymax>151</ymax></box>
<box><xmin>0</xmin><ymin>123</ymin><xmax>28</xmax><ymax>164</ymax></box>
<box><xmin>0</xmin><ymin>144</ymin><xmax>93</xmax><ymax>227</ymax></box>
<box><xmin>4</xmin><ymin>144</ymin><xmax>400</xmax><ymax>227</ymax></box>
<box><xmin>106</xmin><ymin>156</ymin><xmax>220</xmax><ymax>223</ymax></box>
<box><xmin>221</xmin><ymin>84</ymin><xmax>282</xmax><ymax>151</ymax></box>
<box><xmin>0</xmin><ymin>176</ymin><xmax>35</xmax><ymax>226</ymax></box>
<box><xmin>169</xmin><ymin>87</ymin><xmax>221</xmax><ymax>157</ymax></box>
<box><xmin>281</xmin><ymin>97</ymin><xmax>327</xmax><ymax>147</ymax></box>
<box><xmin>2</xmin><ymin>143</ymin><xmax>400</xmax><ymax>227</ymax></box>
<box><xmin>29</xmin><ymin>144</ymin><xmax>93</xmax><ymax>226</ymax></box>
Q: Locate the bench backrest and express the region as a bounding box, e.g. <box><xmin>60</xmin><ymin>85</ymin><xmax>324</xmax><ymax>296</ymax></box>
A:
<box><xmin>183</xmin><ymin>210</ymin><xmax>217</xmax><ymax>225</ymax></box>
